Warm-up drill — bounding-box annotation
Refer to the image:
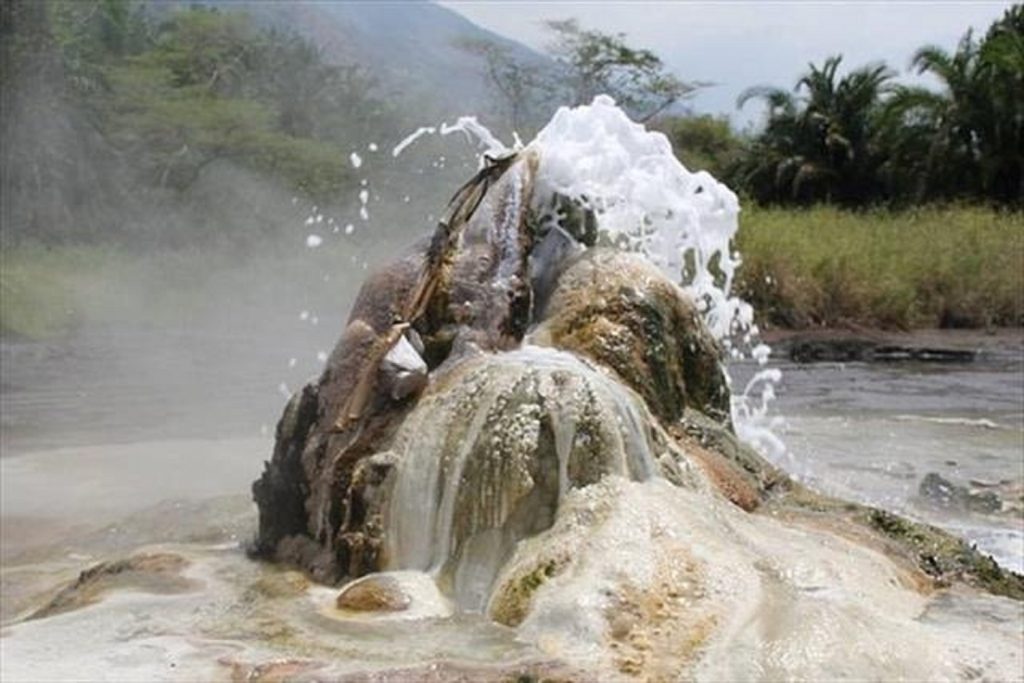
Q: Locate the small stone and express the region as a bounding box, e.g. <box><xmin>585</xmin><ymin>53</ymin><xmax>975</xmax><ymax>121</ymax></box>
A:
<box><xmin>336</xmin><ymin>575</ymin><xmax>411</xmax><ymax>612</ymax></box>
<box><xmin>609</xmin><ymin>611</ymin><xmax>638</xmax><ymax>639</ymax></box>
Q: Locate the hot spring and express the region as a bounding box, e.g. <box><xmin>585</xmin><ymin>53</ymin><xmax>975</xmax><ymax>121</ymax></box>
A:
<box><xmin>2</xmin><ymin>97</ymin><xmax>1021</xmax><ymax>682</ymax></box>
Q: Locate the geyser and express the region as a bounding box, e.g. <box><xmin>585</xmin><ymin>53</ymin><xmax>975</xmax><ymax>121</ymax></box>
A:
<box><xmin>250</xmin><ymin>96</ymin><xmax>1022</xmax><ymax>680</ymax></box>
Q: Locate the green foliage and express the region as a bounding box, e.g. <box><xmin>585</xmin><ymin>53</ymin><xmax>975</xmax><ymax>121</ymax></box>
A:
<box><xmin>737</xmin><ymin>6</ymin><xmax>1023</xmax><ymax>207</ymax></box>
<box><xmin>735</xmin><ymin>206</ymin><xmax>1024</xmax><ymax>329</ymax></box>
<box><xmin>735</xmin><ymin>56</ymin><xmax>896</xmax><ymax>205</ymax></box>
<box><xmin>0</xmin><ymin>235</ymin><xmax>372</xmax><ymax>339</ymax></box>
<box><xmin>2</xmin><ymin>0</ymin><xmax>394</xmax><ymax>246</ymax></box>
<box><xmin>459</xmin><ymin>19</ymin><xmax>703</xmax><ymax>134</ymax></box>
<box><xmin>546</xmin><ymin>19</ymin><xmax>699</xmax><ymax>121</ymax></box>
<box><xmin>892</xmin><ymin>5</ymin><xmax>1023</xmax><ymax>204</ymax></box>
<box><xmin>103</xmin><ymin>6</ymin><xmax>377</xmax><ymax>199</ymax></box>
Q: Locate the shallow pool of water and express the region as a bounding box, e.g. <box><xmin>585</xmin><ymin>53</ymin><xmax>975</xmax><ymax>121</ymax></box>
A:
<box><xmin>733</xmin><ymin>330</ymin><xmax>1024</xmax><ymax>572</ymax></box>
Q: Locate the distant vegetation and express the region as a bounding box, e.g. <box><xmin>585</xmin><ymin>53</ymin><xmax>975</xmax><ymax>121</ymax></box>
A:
<box><xmin>1</xmin><ymin>1</ymin><xmax>1021</xmax><ymax>336</ymax></box>
<box><xmin>458</xmin><ymin>18</ymin><xmax>699</xmax><ymax>133</ymax></box>
<box><xmin>1</xmin><ymin>0</ymin><xmax>397</xmax><ymax>246</ymax></box>
<box><xmin>735</xmin><ymin>206</ymin><xmax>1023</xmax><ymax>329</ymax></box>
<box><xmin>461</xmin><ymin>5</ymin><xmax>1022</xmax><ymax>208</ymax></box>
<box><xmin>661</xmin><ymin>5</ymin><xmax>1023</xmax><ymax>208</ymax></box>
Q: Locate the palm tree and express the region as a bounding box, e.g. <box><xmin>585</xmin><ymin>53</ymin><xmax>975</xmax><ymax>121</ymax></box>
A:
<box><xmin>891</xmin><ymin>33</ymin><xmax>986</xmax><ymax>200</ymax></box>
<box><xmin>737</xmin><ymin>56</ymin><xmax>895</xmax><ymax>205</ymax></box>
<box><xmin>886</xmin><ymin>6</ymin><xmax>1022</xmax><ymax>204</ymax></box>
<box><xmin>977</xmin><ymin>5</ymin><xmax>1023</xmax><ymax>203</ymax></box>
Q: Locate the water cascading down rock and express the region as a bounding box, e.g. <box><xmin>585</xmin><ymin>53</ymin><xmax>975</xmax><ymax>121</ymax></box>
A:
<box><xmin>250</xmin><ymin>147</ymin><xmax>731</xmax><ymax>599</ymax></box>
<box><xmin>253</xmin><ymin>102</ymin><xmax>1022</xmax><ymax>642</ymax></box>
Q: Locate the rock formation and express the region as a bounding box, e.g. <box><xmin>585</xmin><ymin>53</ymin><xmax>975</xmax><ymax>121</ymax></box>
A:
<box><xmin>251</xmin><ymin>151</ymin><xmax>1023</xmax><ymax>617</ymax></box>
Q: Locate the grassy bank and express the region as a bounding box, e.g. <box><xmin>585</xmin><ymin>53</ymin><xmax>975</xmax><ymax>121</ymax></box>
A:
<box><xmin>0</xmin><ymin>244</ymin><xmax>127</xmax><ymax>339</ymax></box>
<box><xmin>735</xmin><ymin>206</ymin><xmax>1024</xmax><ymax>330</ymax></box>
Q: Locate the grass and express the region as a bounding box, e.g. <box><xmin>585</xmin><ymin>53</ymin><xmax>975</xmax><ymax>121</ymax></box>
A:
<box><xmin>734</xmin><ymin>205</ymin><xmax>1024</xmax><ymax>330</ymax></box>
<box><xmin>0</xmin><ymin>244</ymin><xmax>123</xmax><ymax>339</ymax></box>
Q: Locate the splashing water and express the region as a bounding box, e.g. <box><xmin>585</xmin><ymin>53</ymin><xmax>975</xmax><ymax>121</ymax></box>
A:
<box><xmin>380</xmin><ymin>96</ymin><xmax>796</xmax><ymax>608</ymax></box>
<box><xmin>391</xmin><ymin>95</ymin><xmax>786</xmax><ymax>461</ymax></box>
<box><xmin>527</xmin><ymin>97</ymin><xmax>742</xmax><ymax>336</ymax></box>
<box><xmin>523</xmin><ymin>95</ymin><xmax>786</xmax><ymax>460</ymax></box>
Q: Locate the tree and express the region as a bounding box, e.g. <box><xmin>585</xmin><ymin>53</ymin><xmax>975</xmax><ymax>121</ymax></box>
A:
<box><xmin>652</xmin><ymin>114</ymin><xmax>743</xmax><ymax>180</ymax></box>
<box><xmin>545</xmin><ymin>19</ymin><xmax>699</xmax><ymax>121</ymax></box>
<box><xmin>736</xmin><ymin>56</ymin><xmax>895</xmax><ymax>205</ymax></box>
<box><xmin>2</xmin><ymin>1</ymin><xmax>402</xmax><ymax>245</ymax></box>
<box><xmin>979</xmin><ymin>4</ymin><xmax>1024</xmax><ymax>203</ymax></box>
<box><xmin>877</xmin><ymin>5</ymin><xmax>1022</xmax><ymax>205</ymax></box>
<box><xmin>104</xmin><ymin>8</ymin><xmax>359</xmax><ymax>198</ymax></box>
<box><xmin>455</xmin><ymin>37</ymin><xmax>551</xmax><ymax>134</ymax></box>
<box><xmin>459</xmin><ymin>19</ymin><xmax>701</xmax><ymax>129</ymax></box>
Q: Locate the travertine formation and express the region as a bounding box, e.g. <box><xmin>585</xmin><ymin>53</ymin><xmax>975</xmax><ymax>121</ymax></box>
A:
<box><xmin>250</xmin><ymin>153</ymin><xmax>731</xmax><ymax>587</ymax></box>
<box><xmin>251</xmin><ymin>154</ymin><xmax>1023</xmax><ymax>617</ymax></box>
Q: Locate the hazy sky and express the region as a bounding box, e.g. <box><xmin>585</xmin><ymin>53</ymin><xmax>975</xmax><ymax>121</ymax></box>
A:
<box><xmin>437</xmin><ymin>1</ymin><xmax>1013</xmax><ymax>127</ymax></box>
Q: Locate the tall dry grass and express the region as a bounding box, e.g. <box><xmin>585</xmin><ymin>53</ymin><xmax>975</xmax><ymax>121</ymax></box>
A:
<box><xmin>734</xmin><ymin>205</ymin><xmax>1024</xmax><ymax>329</ymax></box>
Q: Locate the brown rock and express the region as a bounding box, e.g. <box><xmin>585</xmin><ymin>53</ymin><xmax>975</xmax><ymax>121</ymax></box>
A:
<box><xmin>29</xmin><ymin>552</ymin><xmax>194</xmax><ymax>620</ymax></box>
<box><xmin>532</xmin><ymin>249</ymin><xmax>730</xmax><ymax>425</ymax></box>
<box><xmin>335</xmin><ymin>575</ymin><xmax>411</xmax><ymax>612</ymax></box>
<box><xmin>251</xmin><ymin>154</ymin><xmax>541</xmax><ymax>585</ymax></box>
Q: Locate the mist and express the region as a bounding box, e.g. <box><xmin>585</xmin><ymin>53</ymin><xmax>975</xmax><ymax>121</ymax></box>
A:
<box><xmin>0</xmin><ymin>136</ymin><xmax>488</xmax><ymax>455</ymax></box>
<box><xmin>0</xmin><ymin>1</ymin><xmax>522</xmax><ymax>457</ymax></box>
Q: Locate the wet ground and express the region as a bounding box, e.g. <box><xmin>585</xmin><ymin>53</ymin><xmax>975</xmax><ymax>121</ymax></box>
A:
<box><xmin>735</xmin><ymin>328</ymin><xmax>1024</xmax><ymax>572</ymax></box>
<box><xmin>3</xmin><ymin>327</ymin><xmax>1021</xmax><ymax>568</ymax></box>
<box><xmin>1</xmin><ymin>327</ymin><xmax>1022</xmax><ymax>680</ymax></box>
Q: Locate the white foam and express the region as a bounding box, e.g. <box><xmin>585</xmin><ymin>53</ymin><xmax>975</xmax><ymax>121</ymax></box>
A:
<box><xmin>392</xmin><ymin>126</ymin><xmax>437</xmax><ymax>157</ymax></box>
<box><xmin>358</xmin><ymin>189</ymin><xmax>370</xmax><ymax>221</ymax></box>
<box><xmin>893</xmin><ymin>415</ymin><xmax>1003</xmax><ymax>430</ymax></box>
<box><xmin>386</xmin><ymin>96</ymin><xmax>786</xmax><ymax>459</ymax></box>
<box><xmin>392</xmin><ymin>117</ymin><xmax>510</xmax><ymax>165</ymax></box>
<box><xmin>527</xmin><ymin>95</ymin><xmax>743</xmax><ymax>341</ymax></box>
<box><xmin>523</xmin><ymin>95</ymin><xmax>783</xmax><ymax>459</ymax></box>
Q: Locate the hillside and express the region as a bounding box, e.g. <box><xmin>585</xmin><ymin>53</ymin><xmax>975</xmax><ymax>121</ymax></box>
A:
<box><xmin>177</xmin><ymin>0</ymin><xmax>548</xmax><ymax>125</ymax></box>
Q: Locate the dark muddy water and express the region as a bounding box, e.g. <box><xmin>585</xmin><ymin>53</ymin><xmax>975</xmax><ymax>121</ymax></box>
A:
<box><xmin>733</xmin><ymin>330</ymin><xmax>1024</xmax><ymax>572</ymax></box>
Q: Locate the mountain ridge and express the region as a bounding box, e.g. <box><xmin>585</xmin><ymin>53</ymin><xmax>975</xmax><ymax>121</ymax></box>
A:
<box><xmin>171</xmin><ymin>0</ymin><xmax>549</xmax><ymax>123</ymax></box>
